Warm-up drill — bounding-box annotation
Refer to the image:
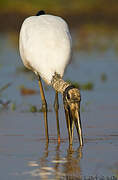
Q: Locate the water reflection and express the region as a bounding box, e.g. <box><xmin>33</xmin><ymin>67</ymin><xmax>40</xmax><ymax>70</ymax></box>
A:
<box><xmin>26</xmin><ymin>143</ymin><xmax>82</xmax><ymax>179</ymax></box>
<box><xmin>63</xmin><ymin>146</ymin><xmax>82</xmax><ymax>178</ymax></box>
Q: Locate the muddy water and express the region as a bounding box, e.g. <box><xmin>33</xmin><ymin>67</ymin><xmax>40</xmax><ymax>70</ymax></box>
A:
<box><xmin>0</xmin><ymin>30</ymin><xmax>118</xmax><ymax>179</ymax></box>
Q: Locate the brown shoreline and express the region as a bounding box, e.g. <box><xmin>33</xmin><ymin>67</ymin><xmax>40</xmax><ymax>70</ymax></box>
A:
<box><xmin>0</xmin><ymin>11</ymin><xmax>118</xmax><ymax>33</ymax></box>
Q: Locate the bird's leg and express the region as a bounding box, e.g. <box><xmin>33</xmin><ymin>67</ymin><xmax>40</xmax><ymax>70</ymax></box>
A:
<box><xmin>54</xmin><ymin>91</ymin><xmax>60</xmax><ymax>143</ymax></box>
<box><xmin>64</xmin><ymin>105</ymin><xmax>74</xmax><ymax>145</ymax></box>
<box><xmin>38</xmin><ymin>75</ymin><xmax>49</xmax><ymax>142</ymax></box>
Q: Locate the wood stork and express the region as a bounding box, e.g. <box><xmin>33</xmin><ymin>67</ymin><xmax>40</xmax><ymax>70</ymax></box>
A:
<box><xmin>19</xmin><ymin>10</ymin><xmax>83</xmax><ymax>146</ymax></box>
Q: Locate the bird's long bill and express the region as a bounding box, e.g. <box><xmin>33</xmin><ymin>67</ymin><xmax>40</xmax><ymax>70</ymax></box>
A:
<box><xmin>71</xmin><ymin>104</ymin><xmax>83</xmax><ymax>146</ymax></box>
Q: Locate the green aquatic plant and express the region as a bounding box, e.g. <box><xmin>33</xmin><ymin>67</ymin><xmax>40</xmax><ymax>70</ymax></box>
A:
<box><xmin>66</xmin><ymin>80</ymin><xmax>80</xmax><ymax>88</ymax></box>
<box><xmin>39</xmin><ymin>107</ymin><xmax>52</xmax><ymax>112</ymax></box>
<box><xmin>66</xmin><ymin>80</ymin><xmax>94</xmax><ymax>91</ymax></box>
<box><xmin>101</xmin><ymin>73</ymin><xmax>107</xmax><ymax>82</ymax></box>
<box><xmin>29</xmin><ymin>105</ymin><xmax>52</xmax><ymax>113</ymax></box>
<box><xmin>81</xmin><ymin>82</ymin><xmax>93</xmax><ymax>90</ymax></box>
<box><xmin>0</xmin><ymin>83</ymin><xmax>11</xmax><ymax>94</ymax></box>
<box><xmin>29</xmin><ymin>105</ymin><xmax>37</xmax><ymax>113</ymax></box>
<box><xmin>10</xmin><ymin>103</ymin><xmax>16</xmax><ymax>111</ymax></box>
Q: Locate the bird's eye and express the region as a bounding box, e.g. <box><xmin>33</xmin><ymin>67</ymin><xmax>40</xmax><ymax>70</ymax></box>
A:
<box><xmin>67</xmin><ymin>93</ymin><xmax>70</xmax><ymax>100</ymax></box>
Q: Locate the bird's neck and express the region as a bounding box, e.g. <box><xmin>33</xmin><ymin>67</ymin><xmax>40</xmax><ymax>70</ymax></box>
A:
<box><xmin>51</xmin><ymin>73</ymin><xmax>70</xmax><ymax>94</ymax></box>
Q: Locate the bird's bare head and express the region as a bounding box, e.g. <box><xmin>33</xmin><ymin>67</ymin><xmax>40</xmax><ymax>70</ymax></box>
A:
<box><xmin>63</xmin><ymin>86</ymin><xmax>81</xmax><ymax>110</ymax></box>
<box><xmin>63</xmin><ymin>85</ymin><xmax>83</xmax><ymax>146</ymax></box>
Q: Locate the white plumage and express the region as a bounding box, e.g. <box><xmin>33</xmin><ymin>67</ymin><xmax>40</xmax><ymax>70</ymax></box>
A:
<box><xmin>19</xmin><ymin>14</ymin><xmax>72</xmax><ymax>84</ymax></box>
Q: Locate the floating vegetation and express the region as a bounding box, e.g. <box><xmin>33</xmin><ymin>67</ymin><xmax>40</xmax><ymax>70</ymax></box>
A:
<box><xmin>0</xmin><ymin>83</ymin><xmax>12</xmax><ymax>94</ymax></box>
<box><xmin>81</xmin><ymin>82</ymin><xmax>93</xmax><ymax>91</ymax></box>
<box><xmin>10</xmin><ymin>103</ymin><xmax>16</xmax><ymax>111</ymax></box>
<box><xmin>66</xmin><ymin>80</ymin><xmax>94</xmax><ymax>91</ymax></box>
<box><xmin>101</xmin><ymin>73</ymin><xmax>107</xmax><ymax>82</ymax></box>
<box><xmin>29</xmin><ymin>105</ymin><xmax>52</xmax><ymax>113</ymax></box>
<box><xmin>66</xmin><ymin>80</ymin><xmax>80</xmax><ymax>89</ymax></box>
<box><xmin>39</xmin><ymin>107</ymin><xmax>52</xmax><ymax>113</ymax></box>
<box><xmin>29</xmin><ymin>105</ymin><xmax>37</xmax><ymax>113</ymax></box>
<box><xmin>20</xmin><ymin>85</ymin><xmax>38</xmax><ymax>96</ymax></box>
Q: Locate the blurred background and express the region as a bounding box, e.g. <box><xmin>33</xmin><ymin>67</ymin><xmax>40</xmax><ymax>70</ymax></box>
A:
<box><xmin>1</xmin><ymin>0</ymin><xmax>118</xmax><ymax>50</ymax></box>
<box><xmin>0</xmin><ymin>1</ymin><xmax>118</xmax><ymax>179</ymax></box>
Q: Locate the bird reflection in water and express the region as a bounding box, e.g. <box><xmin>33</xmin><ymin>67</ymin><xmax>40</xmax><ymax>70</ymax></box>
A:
<box><xmin>26</xmin><ymin>143</ymin><xmax>83</xmax><ymax>179</ymax></box>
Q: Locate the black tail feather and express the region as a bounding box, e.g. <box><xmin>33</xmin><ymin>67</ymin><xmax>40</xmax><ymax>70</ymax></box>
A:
<box><xmin>36</xmin><ymin>10</ymin><xmax>45</xmax><ymax>16</ymax></box>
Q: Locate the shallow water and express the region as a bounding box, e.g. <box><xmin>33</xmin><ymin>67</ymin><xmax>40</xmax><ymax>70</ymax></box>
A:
<box><xmin>0</xmin><ymin>29</ymin><xmax>118</xmax><ymax>179</ymax></box>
